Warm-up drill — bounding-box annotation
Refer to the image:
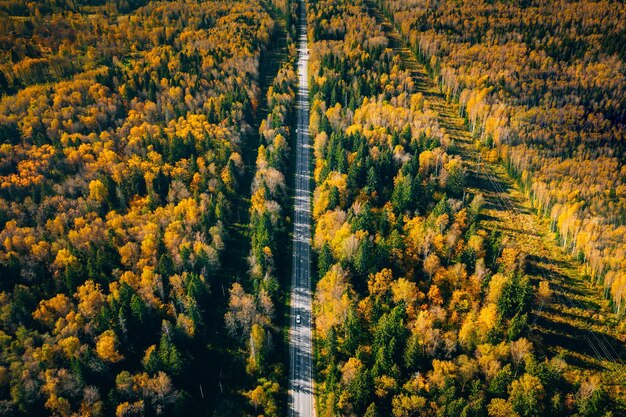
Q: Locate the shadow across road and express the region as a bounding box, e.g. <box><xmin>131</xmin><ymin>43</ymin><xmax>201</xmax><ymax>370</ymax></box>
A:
<box><xmin>288</xmin><ymin>1</ymin><xmax>315</xmax><ymax>416</ymax></box>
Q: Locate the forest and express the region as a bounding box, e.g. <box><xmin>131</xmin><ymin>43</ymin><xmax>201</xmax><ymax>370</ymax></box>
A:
<box><xmin>379</xmin><ymin>0</ymin><xmax>626</xmax><ymax>315</ymax></box>
<box><xmin>0</xmin><ymin>0</ymin><xmax>298</xmax><ymax>415</ymax></box>
<box><xmin>0</xmin><ymin>0</ymin><xmax>623</xmax><ymax>416</ymax></box>
<box><xmin>306</xmin><ymin>0</ymin><xmax>622</xmax><ymax>416</ymax></box>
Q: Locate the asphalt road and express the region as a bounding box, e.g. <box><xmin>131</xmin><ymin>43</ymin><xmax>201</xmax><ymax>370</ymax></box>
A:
<box><xmin>288</xmin><ymin>1</ymin><xmax>314</xmax><ymax>416</ymax></box>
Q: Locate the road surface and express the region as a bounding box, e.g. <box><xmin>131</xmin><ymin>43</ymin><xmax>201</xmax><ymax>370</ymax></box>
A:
<box><xmin>289</xmin><ymin>0</ymin><xmax>314</xmax><ymax>416</ymax></box>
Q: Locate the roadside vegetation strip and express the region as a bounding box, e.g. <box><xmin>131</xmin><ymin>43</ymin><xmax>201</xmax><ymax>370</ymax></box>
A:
<box><xmin>220</xmin><ymin>1</ymin><xmax>298</xmax><ymax>416</ymax></box>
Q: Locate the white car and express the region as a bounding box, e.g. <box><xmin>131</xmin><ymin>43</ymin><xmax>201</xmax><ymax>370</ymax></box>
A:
<box><xmin>295</xmin><ymin>314</ymin><xmax>302</xmax><ymax>324</ymax></box>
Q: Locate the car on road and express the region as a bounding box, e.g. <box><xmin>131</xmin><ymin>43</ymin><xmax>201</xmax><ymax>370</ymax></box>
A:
<box><xmin>295</xmin><ymin>314</ymin><xmax>302</xmax><ymax>324</ymax></box>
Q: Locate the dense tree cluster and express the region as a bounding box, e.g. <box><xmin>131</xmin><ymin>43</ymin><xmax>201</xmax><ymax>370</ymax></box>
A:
<box><xmin>0</xmin><ymin>0</ymin><xmax>285</xmax><ymax>415</ymax></box>
<box><xmin>308</xmin><ymin>0</ymin><xmax>610</xmax><ymax>416</ymax></box>
<box><xmin>380</xmin><ymin>0</ymin><xmax>626</xmax><ymax>314</ymax></box>
<box><xmin>0</xmin><ymin>0</ymin><xmax>622</xmax><ymax>414</ymax></box>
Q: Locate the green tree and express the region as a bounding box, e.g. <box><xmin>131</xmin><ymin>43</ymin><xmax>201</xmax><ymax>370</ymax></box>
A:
<box><xmin>391</xmin><ymin>171</ymin><xmax>413</xmax><ymax>214</ymax></box>
<box><xmin>364</xmin><ymin>402</ymin><xmax>380</xmax><ymax>417</ymax></box>
<box><xmin>509</xmin><ymin>374</ymin><xmax>544</xmax><ymax>417</ymax></box>
<box><xmin>497</xmin><ymin>276</ymin><xmax>532</xmax><ymax>320</ymax></box>
<box><xmin>318</xmin><ymin>243</ymin><xmax>333</xmax><ymax>278</ymax></box>
<box><xmin>488</xmin><ymin>364</ymin><xmax>513</xmax><ymax>397</ymax></box>
<box><xmin>158</xmin><ymin>331</ymin><xmax>183</xmax><ymax>377</ymax></box>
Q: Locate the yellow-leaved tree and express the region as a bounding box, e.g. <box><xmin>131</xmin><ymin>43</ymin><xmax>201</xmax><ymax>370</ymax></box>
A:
<box><xmin>96</xmin><ymin>330</ymin><xmax>123</xmax><ymax>363</ymax></box>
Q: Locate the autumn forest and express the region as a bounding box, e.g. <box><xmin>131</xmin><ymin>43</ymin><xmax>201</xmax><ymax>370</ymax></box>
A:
<box><xmin>0</xmin><ymin>0</ymin><xmax>623</xmax><ymax>416</ymax></box>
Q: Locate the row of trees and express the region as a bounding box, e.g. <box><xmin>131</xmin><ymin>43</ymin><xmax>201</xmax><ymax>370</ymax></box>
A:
<box><xmin>307</xmin><ymin>0</ymin><xmax>608</xmax><ymax>416</ymax></box>
<box><xmin>0</xmin><ymin>0</ymin><xmax>285</xmax><ymax>415</ymax></box>
<box><xmin>380</xmin><ymin>0</ymin><xmax>626</xmax><ymax>314</ymax></box>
